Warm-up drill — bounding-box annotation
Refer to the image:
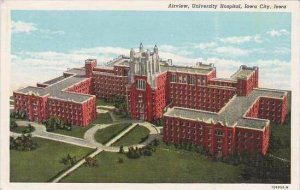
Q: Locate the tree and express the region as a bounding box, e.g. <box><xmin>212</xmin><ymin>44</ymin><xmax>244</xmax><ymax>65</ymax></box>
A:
<box><xmin>119</xmin><ymin>145</ymin><xmax>124</xmax><ymax>154</ymax></box>
<box><xmin>152</xmin><ymin>139</ymin><xmax>160</xmax><ymax>147</ymax></box>
<box><xmin>10</xmin><ymin>134</ymin><xmax>37</xmax><ymax>151</ymax></box>
<box><xmin>117</xmin><ymin>157</ymin><xmax>124</xmax><ymax>164</ymax></box>
<box><xmin>84</xmin><ymin>157</ymin><xmax>98</xmax><ymax>167</ymax></box>
<box><xmin>10</xmin><ymin>121</ymin><xmax>18</xmax><ymax>129</ymax></box>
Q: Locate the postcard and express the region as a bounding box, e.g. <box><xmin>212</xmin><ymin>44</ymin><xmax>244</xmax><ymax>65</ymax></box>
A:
<box><xmin>0</xmin><ymin>1</ymin><xmax>299</xmax><ymax>190</ymax></box>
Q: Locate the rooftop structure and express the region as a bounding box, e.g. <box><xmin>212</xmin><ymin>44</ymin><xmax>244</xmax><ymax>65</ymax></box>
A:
<box><xmin>15</xmin><ymin>68</ymin><xmax>93</xmax><ymax>103</ymax></box>
<box><xmin>164</xmin><ymin>88</ymin><xmax>287</xmax><ymax>130</ymax></box>
<box><xmin>13</xmin><ymin>43</ymin><xmax>288</xmax><ymax>156</ymax></box>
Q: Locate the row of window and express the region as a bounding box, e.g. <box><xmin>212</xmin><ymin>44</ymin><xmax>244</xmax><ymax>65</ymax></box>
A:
<box><xmin>170</xmin><ymin>74</ymin><xmax>206</xmax><ymax>84</ymax></box>
<box><xmin>169</xmin><ymin>85</ymin><xmax>235</xmax><ymax>94</ymax></box>
<box><xmin>136</xmin><ymin>79</ymin><xmax>146</xmax><ymax>90</ymax></box>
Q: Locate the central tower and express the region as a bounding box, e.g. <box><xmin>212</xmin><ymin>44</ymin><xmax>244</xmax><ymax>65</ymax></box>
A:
<box><xmin>127</xmin><ymin>43</ymin><xmax>167</xmax><ymax>121</ymax></box>
<box><xmin>129</xmin><ymin>43</ymin><xmax>161</xmax><ymax>87</ymax></box>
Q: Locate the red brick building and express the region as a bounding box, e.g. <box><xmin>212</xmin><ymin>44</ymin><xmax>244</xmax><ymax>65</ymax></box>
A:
<box><xmin>13</xmin><ymin>43</ymin><xmax>288</xmax><ymax>156</ymax></box>
<box><xmin>14</xmin><ymin>67</ymin><xmax>97</xmax><ymax>127</ymax></box>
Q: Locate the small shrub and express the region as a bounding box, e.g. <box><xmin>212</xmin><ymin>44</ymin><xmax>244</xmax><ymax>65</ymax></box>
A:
<box><xmin>117</xmin><ymin>157</ymin><xmax>124</xmax><ymax>164</ymax></box>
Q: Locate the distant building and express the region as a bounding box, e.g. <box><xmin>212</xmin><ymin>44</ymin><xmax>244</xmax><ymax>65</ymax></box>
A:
<box><xmin>13</xmin><ymin>43</ymin><xmax>288</xmax><ymax>156</ymax></box>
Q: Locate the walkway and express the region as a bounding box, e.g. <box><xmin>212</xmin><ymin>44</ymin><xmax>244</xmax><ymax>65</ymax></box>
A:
<box><xmin>268</xmin><ymin>154</ymin><xmax>291</xmax><ymax>163</ymax></box>
<box><xmin>13</xmin><ymin>121</ymin><xmax>96</xmax><ymax>149</ymax></box>
<box><xmin>104</xmin><ymin>123</ymin><xmax>137</xmax><ymax>146</ymax></box>
<box><xmin>97</xmin><ymin>105</ymin><xmax>115</xmax><ymax>111</ymax></box>
<box><xmin>10</xmin><ymin>111</ymin><xmax>161</xmax><ymax>182</ymax></box>
<box><xmin>51</xmin><ymin>147</ymin><xmax>104</xmax><ymax>183</ymax></box>
<box><xmin>51</xmin><ymin>121</ymin><xmax>161</xmax><ymax>183</ymax></box>
<box><xmin>96</xmin><ymin>108</ymin><xmax>116</xmax><ymax>122</ymax></box>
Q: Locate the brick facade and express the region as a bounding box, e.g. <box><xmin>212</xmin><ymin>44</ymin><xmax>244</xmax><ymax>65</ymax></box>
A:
<box><xmin>13</xmin><ymin>44</ymin><xmax>288</xmax><ymax>156</ymax></box>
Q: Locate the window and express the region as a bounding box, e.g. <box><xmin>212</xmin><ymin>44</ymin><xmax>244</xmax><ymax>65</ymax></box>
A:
<box><xmin>188</xmin><ymin>75</ymin><xmax>196</xmax><ymax>84</ymax></box>
<box><xmin>216</xmin><ymin>130</ymin><xmax>224</xmax><ymax>136</ymax></box>
<box><xmin>137</xmin><ymin>79</ymin><xmax>146</xmax><ymax>90</ymax></box>
<box><xmin>208</xmin><ymin>129</ymin><xmax>212</xmax><ymax>134</ymax></box>
<box><xmin>171</xmin><ymin>74</ymin><xmax>177</xmax><ymax>82</ymax></box>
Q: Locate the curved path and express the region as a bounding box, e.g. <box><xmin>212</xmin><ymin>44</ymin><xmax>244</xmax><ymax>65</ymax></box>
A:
<box><xmin>11</xmin><ymin>117</ymin><xmax>160</xmax><ymax>152</ymax></box>
<box><xmin>12</xmin><ymin>121</ymin><xmax>96</xmax><ymax>148</ymax></box>
<box><xmin>83</xmin><ymin>120</ymin><xmax>159</xmax><ymax>152</ymax></box>
<box><xmin>10</xmin><ymin>111</ymin><xmax>160</xmax><ymax>183</ymax></box>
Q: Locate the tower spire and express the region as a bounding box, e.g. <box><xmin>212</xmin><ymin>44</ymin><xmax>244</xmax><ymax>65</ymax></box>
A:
<box><xmin>154</xmin><ymin>44</ymin><xmax>158</xmax><ymax>53</ymax></box>
<box><xmin>139</xmin><ymin>42</ymin><xmax>144</xmax><ymax>52</ymax></box>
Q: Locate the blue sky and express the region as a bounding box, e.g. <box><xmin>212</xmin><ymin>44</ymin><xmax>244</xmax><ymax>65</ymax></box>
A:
<box><xmin>11</xmin><ymin>11</ymin><xmax>291</xmax><ymax>92</ymax></box>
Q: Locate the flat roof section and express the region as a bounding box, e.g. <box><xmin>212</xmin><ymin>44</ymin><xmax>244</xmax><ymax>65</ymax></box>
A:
<box><xmin>164</xmin><ymin>88</ymin><xmax>287</xmax><ymax>130</ymax></box>
<box><xmin>106</xmin><ymin>56</ymin><xmax>130</xmax><ymax>67</ymax></box>
<box><xmin>160</xmin><ymin>64</ymin><xmax>214</xmax><ymax>75</ymax></box>
<box><xmin>15</xmin><ymin>68</ymin><xmax>94</xmax><ymax>103</ymax></box>
<box><xmin>43</xmin><ymin>76</ymin><xmax>65</xmax><ymax>85</ymax></box>
<box><xmin>231</xmin><ymin>67</ymin><xmax>255</xmax><ymax>80</ymax></box>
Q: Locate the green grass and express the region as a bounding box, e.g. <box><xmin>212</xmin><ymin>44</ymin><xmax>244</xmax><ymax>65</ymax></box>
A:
<box><xmin>112</xmin><ymin>125</ymin><xmax>150</xmax><ymax>146</ymax></box>
<box><xmin>51</xmin><ymin>113</ymin><xmax>113</xmax><ymax>138</ymax></box>
<box><xmin>269</xmin><ymin>112</ymin><xmax>291</xmax><ymax>160</ymax></box>
<box><xmin>61</xmin><ymin>145</ymin><xmax>244</xmax><ymax>183</ymax></box>
<box><xmin>113</xmin><ymin>112</ymin><xmax>131</xmax><ymax>121</ymax></box>
<box><xmin>96</xmin><ymin>98</ymin><xmax>115</xmax><ymax>107</ymax></box>
<box><xmin>52</xmin><ymin>126</ymin><xmax>92</xmax><ymax>139</ymax></box>
<box><xmin>10</xmin><ymin>137</ymin><xmax>93</xmax><ymax>182</ymax></box>
<box><xmin>94</xmin><ymin>123</ymin><xmax>132</xmax><ymax>144</ymax></box>
<box><xmin>10</xmin><ymin>126</ymin><xmax>35</xmax><ymax>134</ymax></box>
<box><xmin>10</xmin><ymin>117</ymin><xmax>22</xmax><ymax>123</ymax></box>
<box><xmin>92</xmin><ymin>113</ymin><xmax>113</xmax><ymax>124</ymax></box>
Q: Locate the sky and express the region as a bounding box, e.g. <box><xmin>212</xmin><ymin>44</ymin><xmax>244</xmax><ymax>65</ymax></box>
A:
<box><xmin>11</xmin><ymin>11</ymin><xmax>291</xmax><ymax>93</ymax></box>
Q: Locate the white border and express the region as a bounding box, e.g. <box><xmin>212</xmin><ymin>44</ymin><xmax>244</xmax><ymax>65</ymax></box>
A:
<box><xmin>1</xmin><ymin>1</ymin><xmax>299</xmax><ymax>190</ymax></box>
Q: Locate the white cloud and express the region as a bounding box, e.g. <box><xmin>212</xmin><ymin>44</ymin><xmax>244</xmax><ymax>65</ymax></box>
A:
<box><xmin>159</xmin><ymin>52</ymin><xmax>203</xmax><ymax>65</ymax></box>
<box><xmin>273</xmin><ymin>47</ymin><xmax>290</xmax><ymax>54</ymax></box>
<box><xmin>73</xmin><ymin>46</ymin><xmax>128</xmax><ymax>57</ymax></box>
<box><xmin>40</xmin><ymin>29</ymin><xmax>65</xmax><ymax>35</ymax></box>
<box><xmin>267</xmin><ymin>29</ymin><xmax>290</xmax><ymax>37</ymax></box>
<box><xmin>11</xmin><ymin>21</ymin><xmax>37</xmax><ymax>33</ymax></box>
<box><xmin>204</xmin><ymin>57</ymin><xmax>290</xmax><ymax>90</ymax></box>
<box><xmin>212</xmin><ymin>46</ymin><xmax>250</xmax><ymax>57</ymax></box>
<box><xmin>12</xmin><ymin>20</ymin><xmax>65</xmax><ymax>36</ymax></box>
<box><xmin>151</xmin><ymin>44</ymin><xmax>192</xmax><ymax>56</ymax></box>
<box><xmin>193</xmin><ymin>42</ymin><xmax>218</xmax><ymax>50</ymax></box>
<box><xmin>11</xmin><ymin>45</ymin><xmax>291</xmax><ymax>94</ymax></box>
<box><xmin>218</xmin><ymin>36</ymin><xmax>252</xmax><ymax>44</ymax></box>
<box><xmin>254</xmin><ymin>34</ymin><xmax>263</xmax><ymax>43</ymax></box>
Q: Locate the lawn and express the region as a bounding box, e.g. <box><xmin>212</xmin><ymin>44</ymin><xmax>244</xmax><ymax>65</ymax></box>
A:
<box><xmin>51</xmin><ymin>113</ymin><xmax>113</xmax><ymax>138</ymax></box>
<box><xmin>61</xmin><ymin>144</ymin><xmax>244</xmax><ymax>183</ymax></box>
<box><xmin>269</xmin><ymin>112</ymin><xmax>291</xmax><ymax>160</ymax></box>
<box><xmin>268</xmin><ymin>93</ymin><xmax>291</xmax><ymax>160</ymax></box>
<box><xmin>10</xmin><ymin>137</ymin><xmax>93</xmax><ymax>182</ymax></box>
<box><xmin>94</xmin><ymin>123</ymin><xmax>132</xmax><ymax>144</ymax></box>
<box><xmin>112</xmin><ymin>125</ymin><xmax>150</xmax><ymax>146</ymax></box>
<box><xmin>52</xmin><ymin>126</ymin><xmax>92</xmax><ymax>139</ymax></box>
<box><xmin>10</xmin><ymin>126</ymin><xmax>35</xmax><ymax>134</ymax></box>
<box><xmin>113</xmin><ymin>112</ymin><xmax>131</xmax><ymax>121</ymax></box>
<box><xmin>96</xmin><ymin>98</ymin><xmax>115</xmax><ymax>107</ymax></box>
<box><xmin>92</xmin><ymin>113</ymin><xmax>113</xmax><ymax>124</ymax></box>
